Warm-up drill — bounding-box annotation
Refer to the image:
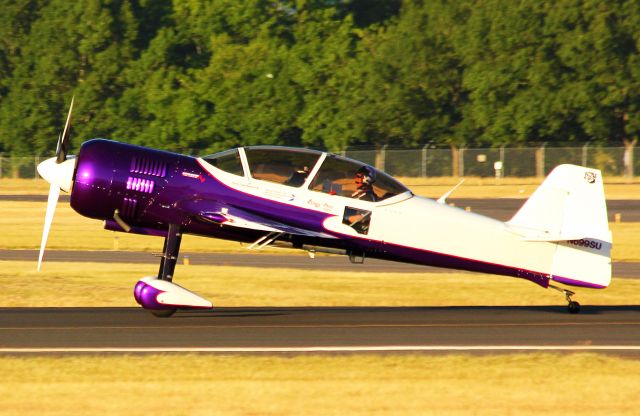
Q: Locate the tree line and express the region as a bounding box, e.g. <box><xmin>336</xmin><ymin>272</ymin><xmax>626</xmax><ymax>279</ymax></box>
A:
<box><xmin>1</xmin><ymin>0</ymin><xmax>638</xmax><ymax>158</ymax></box>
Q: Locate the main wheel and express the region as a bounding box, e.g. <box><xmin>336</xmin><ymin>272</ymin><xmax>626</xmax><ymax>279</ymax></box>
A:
<box><xmin>149</xmin><ymin>308</ymin><xmax>177</xmax><ymax>318</ymax></box>
<box><xmin>568</xmin><ymin>301</ymin><xmax>581</xmax><ymax>314</ymax></box>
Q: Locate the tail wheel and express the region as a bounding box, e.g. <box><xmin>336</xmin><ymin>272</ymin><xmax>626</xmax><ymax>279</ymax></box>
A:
<box><xmin>550</xmin><ymin>284</ymin><xmax>581</xmax><ymax>314</ymax></box>
<box><xmin>568</xmin><ymin>301</ymin><xmax>581</xmax><ymax>314</ymax></box>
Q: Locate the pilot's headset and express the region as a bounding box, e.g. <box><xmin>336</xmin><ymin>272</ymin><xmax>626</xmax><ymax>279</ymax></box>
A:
<box><xmin>356</xmin><ymin>166</ymin><xmax>376</xmax><ymax>185</ymax></box>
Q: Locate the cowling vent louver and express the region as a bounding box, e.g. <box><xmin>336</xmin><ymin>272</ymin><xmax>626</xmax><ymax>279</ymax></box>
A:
<box><xmin>126</xmin><ymin>177</ymin><xmax>155</xmax><ymax>194</ymax></box>
<box><xmin>130</xmin><ymin>157</ymin><xmax>167</xmax><ymax>177</ymax></box>
<box><xmin>121</xmin><ymin>197</ymin><xmax>138</xmax><ymax>218</ymax></box>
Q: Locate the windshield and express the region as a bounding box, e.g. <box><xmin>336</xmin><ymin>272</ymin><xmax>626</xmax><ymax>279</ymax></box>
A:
<box><xmin>244</xmin><ymin>147</ymin><xmax>321</xmax><ymax>187</ymax></box>
<box><xmin>202</xmin><ymin>149</ymin><xmax>244</xmax><ymax>176</ymax></box>
<box><xmin>310</xmin><ymin>155</ymin><xmax>409</xmax><ymax>202</ymax></box>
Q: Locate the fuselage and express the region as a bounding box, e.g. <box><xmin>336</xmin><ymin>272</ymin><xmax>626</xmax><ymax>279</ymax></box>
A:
<box><xmin>68</xmin><ymin>139</ymin><xmax>570</xmax><ymax>289</ymax></box>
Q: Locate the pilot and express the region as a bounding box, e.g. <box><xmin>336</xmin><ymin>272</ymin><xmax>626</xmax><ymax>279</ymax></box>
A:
<box><xmin>351</xmin><ymin>166</ymin><xmax>377</xmax><ymax>202</ymax></box>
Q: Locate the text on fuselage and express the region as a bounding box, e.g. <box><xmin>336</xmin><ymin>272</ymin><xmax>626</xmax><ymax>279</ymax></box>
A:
<box><xmin>568</xmin><ymin>239</ymin><xmax>602</xmax><ymax>250</ymax></box>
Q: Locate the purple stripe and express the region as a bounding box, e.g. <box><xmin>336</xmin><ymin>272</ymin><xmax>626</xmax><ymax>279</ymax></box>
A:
<box><xmin>552</xmin><ymin>275</ymin><xmax>607</xmax><ymax>289</ymax></box>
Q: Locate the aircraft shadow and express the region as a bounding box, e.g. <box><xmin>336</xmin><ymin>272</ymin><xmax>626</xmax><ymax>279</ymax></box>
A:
<box><xmin>175</xmin><ymin>304</ymin><xmax>640</xmax><ymax>318</ymax></box>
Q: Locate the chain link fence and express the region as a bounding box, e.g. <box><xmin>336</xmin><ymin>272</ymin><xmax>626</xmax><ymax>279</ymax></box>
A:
<box><xmin>0</xmin><ymin>155</ymin><xmax>44</xmax><ymax>179</ymax></box>
<box><xmin>342</xmin><ymin>145</ymin><xmax>637</xmax><ymax>178</ymax></box>
<box><xmin>1</xmin><ymin>145</ymin><xmax>637</xmax><ymax>179</ymax></box>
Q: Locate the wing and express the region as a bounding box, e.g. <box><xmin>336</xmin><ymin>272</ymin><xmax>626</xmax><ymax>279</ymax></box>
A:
<box><xmin>180</xmin><ymin>199</ymin><xmax>336</xmax><ymax>239</ymax></box>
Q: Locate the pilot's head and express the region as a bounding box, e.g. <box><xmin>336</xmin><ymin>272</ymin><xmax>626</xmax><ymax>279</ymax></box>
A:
<box><xmin>355</xmin><ymin>166</ymin><xmax>375</xmax><ymax>186</ymax></box>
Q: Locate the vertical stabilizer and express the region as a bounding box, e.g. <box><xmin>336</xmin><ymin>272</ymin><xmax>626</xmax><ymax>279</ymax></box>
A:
<box><xmin>507</xmin><ymin>165</ymin><xmax>612</xmax><ymax>288</ymax></box>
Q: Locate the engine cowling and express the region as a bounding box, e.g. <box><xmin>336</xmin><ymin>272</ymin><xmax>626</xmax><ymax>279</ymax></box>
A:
<box><xmin>70</xmin><ymin>139</ymin><xmax>179</xmax><ymax>223</ymax></box>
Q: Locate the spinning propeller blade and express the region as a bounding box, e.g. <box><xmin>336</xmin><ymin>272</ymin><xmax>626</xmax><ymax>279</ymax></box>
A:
<box><xmin>37</xmin><ymin>97</ymin><xmax>76</xmax><ymax>271</ymax></box>
<box><xmin>37</xmin><ymin>183</ymin><xmax>60</xmax><ymax>272</ymax></box>
<box><xmin>56</xmin><ymin>96</ymin><xmax>74</xmax><ymax>163</ymax></box>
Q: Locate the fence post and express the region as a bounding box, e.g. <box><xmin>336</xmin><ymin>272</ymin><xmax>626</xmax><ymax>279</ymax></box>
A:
<box><xmin>34</xmin><ymin>155</ymin><xmax>39</xmax><ymax>179</ymax></box>
<box><xmin>375</xmin><ymin>144</ymin><xmax>387</xmax><ymax>171</ymax></box>
<box><xmin>623</xmin><ymin>138</ymin><xmax>637</xmax><ymax>181</ymax></box>
<box><xmin>535</xmin><ymin>143</ymin><xmax>546</xmax><ymax>178</ymax></box>
<box><xmin>459</xmin><ymin>147</ymin><xmax>465</xmax><ymax>177</ymax></box>
<box><xmin>582</xmin><ymin>143</ymin><xmax>588</xmax><ymax>167</ymax></box>
<box><xmin>0</xmin><ymin>153</ymin><xmax>3</xmax><ymax>179</ymax></box>
<box><xmin>421</xmin><ymin>144</ymin><xmax>428</xmax><ymax>177</ymax></box>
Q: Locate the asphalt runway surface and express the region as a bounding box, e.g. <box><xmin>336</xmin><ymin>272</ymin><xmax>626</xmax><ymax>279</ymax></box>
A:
<box><xmin>1</xmin><ymin>306</ymin><xmax>639</xmax><ymax>354</ymax></box>
<box><xmin>2</xmin><ymin>250</ymin><xmax>639</xmax><ymax>354</ymax></box>
<box><xmin>3</xmin><ymin>194</ymin><xmax>640</xmax><ymax>222</ymax></box>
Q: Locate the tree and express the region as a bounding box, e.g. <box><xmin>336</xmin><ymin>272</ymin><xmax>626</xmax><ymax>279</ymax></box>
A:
<box><xmin>289</xmin><ymin>3</ymin><xmax>358</xmax><ymax>151</ymax></box>
<box><xmin>0</xmin><ymin>0</ymin><xmax>141</xmax><ymax>155</ymax></box>
<box><xmin>455</xmin><ymin>0</ymin><xmax>582</xmax><ymax>147</ymax></box>
<box><xmin>547</xmin><ymin>0</ymin><xmax>640</xmax><ymax>177</ymax></box>
<box><xmin>305</xmin><ymin>0</ymin><xmax>466</xmax><ymax>159</ymax></box>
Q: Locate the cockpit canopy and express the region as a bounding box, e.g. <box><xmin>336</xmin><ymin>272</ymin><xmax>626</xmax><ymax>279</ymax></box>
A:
<box><xmin>202</xmin><ymin>146</ymin><xmax>410</xmax><ymax>202</ymax></box>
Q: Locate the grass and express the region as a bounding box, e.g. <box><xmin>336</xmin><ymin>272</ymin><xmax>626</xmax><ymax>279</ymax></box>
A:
<box><xmin>0</xmin><ymin>201</ymin><xmax>246</xmax><ymax>252</ymax></box>
<box><xmin>610</xmin><ymin>222</ymin><xmax>640</xmax><ymax>261</ymax></box>
<box><xmin>3</xmin><ymin>176</ymin><xmax>640</xmax><ymax>198</ymax></box>
<box><xmin>2</xmin><ymin>200</ymin><xmax>640</xmax><ymax>261</ymax></box>
<box><xmin>2</xmin><ymin>261</ymin><xmax>639</xmax><ymax>307</ymax></box>
<box><xmin>396</xmin><ymin>176</ymin><xmax>640</xmax><ymax>199</ymax></box>
<box><xmin>0</xmin><ymin>353</ymin><xmax>639</xmax><ymax>415</ymax></box>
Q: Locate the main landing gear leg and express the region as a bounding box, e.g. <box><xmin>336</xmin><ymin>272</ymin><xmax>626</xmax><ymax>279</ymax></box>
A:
<box><xmin>150</xmin><ymin>224</ymin><xmax>182</xmax><ymax>317</ymax></box>
<box><xmin>159</xmin><ymin>223</ymin><xmax>182</xmax><ymax>283</ymax></box>
<box><xmin>550</xmin><ymin>284</ymin><xmax>580</xmax><ymax>314</ymax></box>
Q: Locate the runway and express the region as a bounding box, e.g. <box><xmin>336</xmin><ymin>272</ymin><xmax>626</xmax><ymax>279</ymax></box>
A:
<box><xmin>1</xmin><ymin>306</ymin><xmax>639</xmax><ymax>354</ymax></box>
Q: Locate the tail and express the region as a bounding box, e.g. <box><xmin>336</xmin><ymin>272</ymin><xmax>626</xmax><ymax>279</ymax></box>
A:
<box><xmin>507</xmin><ymin>164</ymin><xmax>612</xmax><ymax>288</ymax></box>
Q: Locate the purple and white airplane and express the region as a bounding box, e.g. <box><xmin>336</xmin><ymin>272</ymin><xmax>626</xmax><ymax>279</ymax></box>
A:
<box><xmin>37</xmin><ymin>100</ymin><xmax>612</xmax><ymax>316</ymax></box>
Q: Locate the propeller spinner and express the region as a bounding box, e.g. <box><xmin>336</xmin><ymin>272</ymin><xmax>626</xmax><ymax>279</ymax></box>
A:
<box><xmin>37</xmin><ymin>98</ymin><xmax>77</xmax><ymax>271</ymax></box>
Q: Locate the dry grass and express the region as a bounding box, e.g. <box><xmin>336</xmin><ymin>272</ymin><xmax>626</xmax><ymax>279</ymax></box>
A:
<box><xmin>0</xmin><ymin>178</ymin><xmax>49</xmax><ymax>195</ymax></box>
<box><xmin>0</xmin><ymin>201</ymin><xmax>245</xmax><ymax>252</ymax></box>
<box><xmin>3</xmin><ymin>177</ymin><xmax>640</xmax><ymax>198</ymax></box>
<box><xmin>2</xmin><ymin>261</ymin><xmax>638</xmax><ymax>307</ymax></box>
<box><xmin>0</xmin><ymin>353</ymin><xmax>639</xmax><ymax>415</ymax></box>
<box><xmin>398</xmin><ymin>175</ymin><xmax>640</xmax><ymax>199</ymax></box>
<box><xmin>610</xmin><ymin>222</ymin><xmax>640</xmax><ymax>262</ymax></box>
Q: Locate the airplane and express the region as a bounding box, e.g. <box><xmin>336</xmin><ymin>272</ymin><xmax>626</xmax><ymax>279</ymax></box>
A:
<box><xmin>36</xmin><ymin>99</ymin><xmax>612</xmax><ymax>317</ymax></box>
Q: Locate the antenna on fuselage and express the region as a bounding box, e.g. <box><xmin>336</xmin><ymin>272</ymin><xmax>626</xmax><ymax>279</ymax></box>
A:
<box><xmin>436</xmin><ymin>179</ymin><xmax>465</xmax><ymax>204</ymax></box>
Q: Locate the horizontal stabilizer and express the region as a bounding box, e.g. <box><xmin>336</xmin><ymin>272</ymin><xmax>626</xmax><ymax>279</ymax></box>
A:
<box><xmin>510</xmin><ymin>227</ymin><xmax>612</xmax><ymax>243</ymax></box>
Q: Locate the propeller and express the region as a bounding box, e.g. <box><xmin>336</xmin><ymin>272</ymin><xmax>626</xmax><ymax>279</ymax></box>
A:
<box><xmin>37</xmin><ymin>97</ymin><xmax>77</xmax><ymax>271</ymax></box>
<box><xmin>56</xmin><ymin>96</ymin><xmax>74</xmax><ymax>163</ymax></box>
